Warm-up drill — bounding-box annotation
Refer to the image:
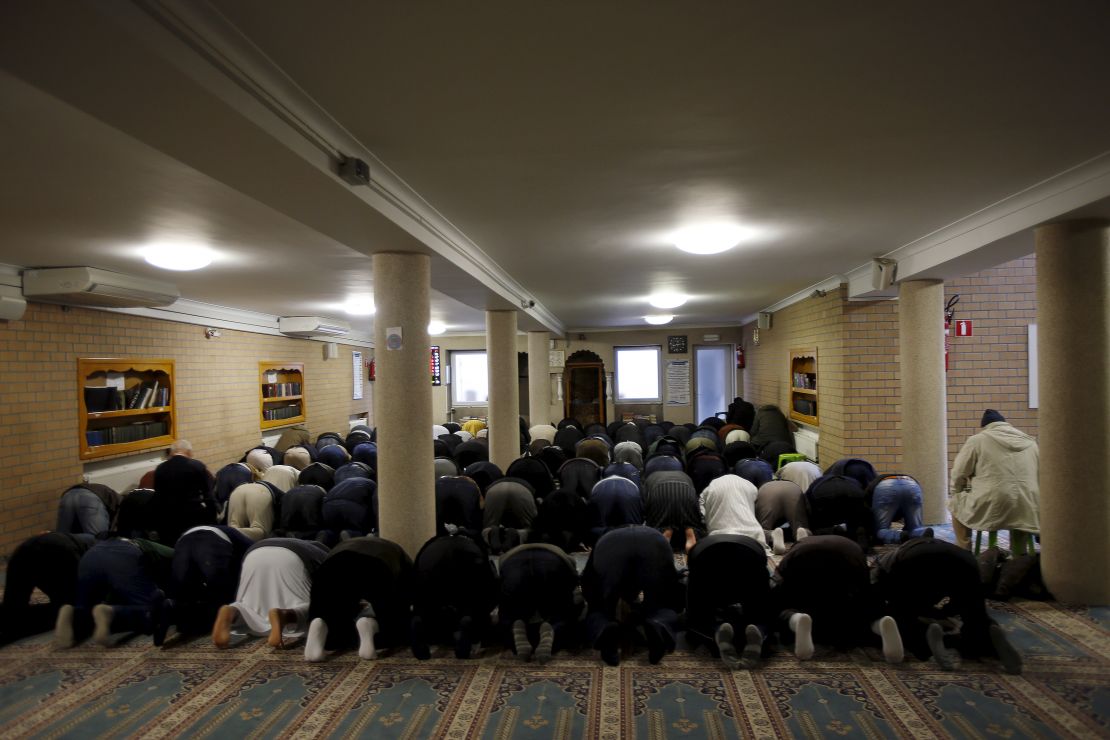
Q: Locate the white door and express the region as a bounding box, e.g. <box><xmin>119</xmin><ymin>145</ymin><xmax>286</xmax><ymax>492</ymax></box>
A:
<box><xmin>695</xmin><ymin>345</ymin><xmax>734</xmax><ymax>424</ymax></box>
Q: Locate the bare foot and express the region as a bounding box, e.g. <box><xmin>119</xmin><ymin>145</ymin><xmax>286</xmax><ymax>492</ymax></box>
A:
<box><xmin>268</xmin><ymin>608</ymin><xmax>297</xmax><ymax>648</ymax></box>
<box><xmin>212</xmin><ymin>605</ymin><xmax>238</xmax><ymax>649</ymax></box>
<box><xmin>684</xmin><ymin>528</ymin><xmax>697</xmax><ymax>554</ymax></box>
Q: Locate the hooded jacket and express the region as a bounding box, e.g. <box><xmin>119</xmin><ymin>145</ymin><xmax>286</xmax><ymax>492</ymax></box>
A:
<box><xmin>949</xmin><ymin>421</ymin><xmax>1040</xmax><ymax>533</ymax></box>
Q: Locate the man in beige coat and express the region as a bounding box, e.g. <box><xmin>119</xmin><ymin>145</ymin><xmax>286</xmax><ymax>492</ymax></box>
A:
<box><xmin>949</xmin><ymin>410</ymin><xmax>1039</xmax><ymax>550</ymax></box>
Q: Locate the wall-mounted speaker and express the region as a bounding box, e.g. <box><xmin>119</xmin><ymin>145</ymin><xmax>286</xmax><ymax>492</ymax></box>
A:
<box><xmin>871</xmin><ymin>258</ymin><xmax>897</xmax><ymax>290</ymax></box>
<box><xmin>757</xmin><ymin>312</ymin><xmax>772</xmax><ymax>330</ymax></box>
<box><xmin>323</xmin><ymin>342</ymin><xmax>340</xmax><ymax>360</ymax></box>
<box><xmin>0</xmin><ymin>294</ymin><xmax>27</xmax><ymax>321</ymax></box>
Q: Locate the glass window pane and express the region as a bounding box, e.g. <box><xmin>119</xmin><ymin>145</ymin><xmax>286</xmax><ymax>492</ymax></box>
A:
<box><xmin>452</xmin><ymin>351</ymin><xmax>488</xmax><ymax>404</ymax></box>
<box><xmin>616</xmin><ymin>347</ymin><xmax>661</xmax><ymax>401</ymax></box>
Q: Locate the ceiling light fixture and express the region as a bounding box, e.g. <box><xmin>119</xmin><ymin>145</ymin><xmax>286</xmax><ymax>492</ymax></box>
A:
<box><xmin>428</xmin><ymin>321</ymin><xmax>446</xmax><ymax>335</ymax></box>
<box><xmin>342</xmin><ymin>297</ymin><xmax>375</xmax><ymax>315</ymax></box>
<box><xmin>644</xmin><ymin>314</ymin><xmax>674</xmax><ymax>325</ymax></box>
<box><xmin>649</xmin><ymin>293</ymin><xmax>687</xmax><ymax>309</ymax></box>
<box><xmin>141</xmin><ymin>243</ymin><xmax>214</xmax><ymax>271</ymax></box>
<box><xmin>672</xmin><ymin>223</ymin><xmax>756</xmax><ymax>255</ymax></box>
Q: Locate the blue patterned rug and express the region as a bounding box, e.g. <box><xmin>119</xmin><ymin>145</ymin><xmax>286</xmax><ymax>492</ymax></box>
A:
<box><xmin>0</xmin><ymin>598</ymin><xmax>1106</xmax><ymax>739</ymax></box>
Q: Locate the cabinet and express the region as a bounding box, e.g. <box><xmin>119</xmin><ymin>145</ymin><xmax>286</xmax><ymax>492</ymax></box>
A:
<box><xmin>259</xmin><ymin>362</ymin><xmax>305</xmax><ymax>429</ymax></box>
<box><xmin>79</xmin><ymin>358</ymin><xmax>175</xmax><ymax>460</ymax></box>
<box><xmin>789</xmin><ymin>348</ymin><xmax>818</xmax><ymax>426</ymax></box>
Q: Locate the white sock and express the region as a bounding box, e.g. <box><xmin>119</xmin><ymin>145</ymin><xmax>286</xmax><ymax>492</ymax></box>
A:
<box><xmin>874</xmin><ymin>616</ymin><xmax>903</xmax><ymax>663</ymax></box>
<box><xmin>357</xmin><ymin>617</ymin><xmax>380</xmax><ymax>660</ymax></box>
<box><xmin>789</xmin><ymin>613</ymin><xmax>814</xmax><ymax>660</ymax></box>
<box><xmin>771</xmin><ymin>528</ymin><xmax>786</xmax><ymax>555</ymax></box>
<box><xmin>304</xmin><ymin>618</ymin><xmax>327</xmax><ymax>662</ymax></box>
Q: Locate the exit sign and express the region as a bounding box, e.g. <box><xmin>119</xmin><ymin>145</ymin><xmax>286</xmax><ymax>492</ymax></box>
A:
<box><xmin>954</xmin><ymin>320</ymin><xmax>973</xmax><ymax>337</ymax></box>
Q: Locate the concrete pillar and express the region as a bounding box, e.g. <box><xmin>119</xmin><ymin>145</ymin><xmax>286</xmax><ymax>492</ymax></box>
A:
<box><xmin>527</xmin><ymin>330</ymin><xmax>550</xmax><ymax>426</ymax></box>
<box><xmin>372</xmin><ymin>252</ymin><xmax>434</xmax><ymax>558</ymax></box>
<box><xmin>1036</xmin><ymin>220</ymin><xmax>1110</xmax><ymax>604</ymax></box>
<box><xmin>486</xmin><ymin>310</ymin><xmax>520</xmax><ymax>470</ymax></box>
<box><xmin>898</xmin><ymin>279</ymin><xmax>948</xmax><ymax>524</ymax></box>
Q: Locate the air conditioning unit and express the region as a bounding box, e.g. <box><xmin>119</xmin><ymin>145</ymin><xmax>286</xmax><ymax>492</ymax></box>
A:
<box><xmin>22</xmin><ymin>267</ymin><xmax>179</xmax><ymax>308</ymax></box>
<box><xmin>278</xmin><ymin>316</ymin><xmax>351</xmax><ymax>337</ymax></box>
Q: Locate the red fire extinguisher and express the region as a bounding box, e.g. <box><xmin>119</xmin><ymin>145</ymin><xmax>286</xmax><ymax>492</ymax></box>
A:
<box><xmin>367</xmin><ymin>359</ymin><xmax>376</xmax><ymax>381</ymax></box>
<box><xmin>944</xmin><ymin>295</ymin><xmax>959</xmax><ymax>372</ymax></box>
<box><xmin>736</xmin><ymin>346</ymin><xmax>746</xmax><ymax>369</ymax></box>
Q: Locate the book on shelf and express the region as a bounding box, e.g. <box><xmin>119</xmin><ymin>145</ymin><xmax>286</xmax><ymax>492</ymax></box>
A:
<box><xmin>262</xmin><ymin>402</ymin><xmax>302</xmax><ymax>421</ymax></box>
<box><xmin>262</xmin><ymin>382</ymin><xmax>302</xmax><ymax>398</ymax></box>
<box><xmin>85</xmin><ymin>419</ymin><xmax>168</xmax><ymax>447</ymax></box>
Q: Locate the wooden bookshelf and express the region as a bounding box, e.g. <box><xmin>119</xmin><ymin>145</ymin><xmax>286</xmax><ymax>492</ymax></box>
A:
<box><xmin>789</xmin><ymin>348</ymin><xmax>818</xmax><ymax>426</ymax></box>
<box><xmin>259</xmin><ymin>362</ymin><xmax>306</xmax><ymax>429</ymax></box>
<box><xmin>79</xmin><ymin>358</ymin><xmax>175</xmax><ymax>460</ymax></box>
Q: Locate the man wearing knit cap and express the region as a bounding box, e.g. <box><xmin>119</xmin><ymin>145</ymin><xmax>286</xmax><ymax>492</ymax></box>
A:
<box><xmin>948</xmin><ymin>410</ymin><xmax>1040</xmax><ymax>551</ymax></box>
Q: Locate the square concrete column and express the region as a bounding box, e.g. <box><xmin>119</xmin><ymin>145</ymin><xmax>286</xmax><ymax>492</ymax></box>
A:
<box><xmin>486</xmin><ymin>310</ymin><xmax>520</xmax><ymax>471</ymax></box>
<box><xmin>372</xmin><ymin>252</ymin><xmax>435</xmax><ymax>558</ymax></box>
<box><xmin>1036</xmin><ymin>220</ymin><xmax>1110</xmax><ymax>604</ymax></box>
<box><xmin>527</xmin><ymin>330</ymin><xmax>550</xmax><ymax>426</ymax></box>
<box><xmin>899</xmin><ymin>279</ymin><xmax>948</xmax><ymax>524</ymax></box>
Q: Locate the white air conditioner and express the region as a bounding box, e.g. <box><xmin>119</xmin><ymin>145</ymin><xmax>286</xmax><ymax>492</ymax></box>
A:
<box><xmin>22</xmin><ymin>267</ymin><xmax>179</xmax><ymax>308</ymax></box>
<box><xmin>278</xmin><ymin>316</ymin><xmax>351</xmax><ymax>337</ymax></box>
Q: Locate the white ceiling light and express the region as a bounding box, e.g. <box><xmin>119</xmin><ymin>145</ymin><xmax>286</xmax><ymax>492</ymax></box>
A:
<box><xmin>672</xmin><ymin>223</ymin><xmax>756</xmax><ymax>255</ymax></box>
<box><xmin>342</xmin><ymin>296</ymin><xmax>375</xmax><ymax>315</ymax></box>
<box><xmin>644</xmin><ymin>314</ymin><xmax>674</xmax><ymax>325</ymax></box>
<box><xmin>649</xmin><ymin>292</ymin><xmax>687</xmax><ymax>309</ymax></box>
<box><xmin>141</xmin><ymin>242</ymin><xmax>214</xmax><ymax>271</ymax></box>
<box><xmin>428</xmin><ymin>321</ymin><xmax>446</xmax><ymax>335</ymax></box>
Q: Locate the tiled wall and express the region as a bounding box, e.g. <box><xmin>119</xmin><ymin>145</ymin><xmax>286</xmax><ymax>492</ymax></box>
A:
<box><xmin>741</xmin><ymin>255</ymin><xmax>1039</xmax><ymax>473</ymax></box>
<box><xmin>0</xmin><ymin>301</ymin><xmax>371</xmax><ymax>555</ymax></box>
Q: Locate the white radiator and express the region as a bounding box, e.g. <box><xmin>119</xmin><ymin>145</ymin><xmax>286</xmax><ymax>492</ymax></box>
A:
<box><xmin>83</xmin><ymin>450</ymin><xmax>164</xmax><ymax>493</ymax></box>
<box><xmin>793</xmin><ymin>427</ymin><xmax>819</xmax><ymax>463</ymax></box>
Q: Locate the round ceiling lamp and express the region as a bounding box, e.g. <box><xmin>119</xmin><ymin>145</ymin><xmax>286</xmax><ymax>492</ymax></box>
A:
<box><xmin>649</xmin><ymin>292</ymin><xmax>687</xmax><ymax>309</ymax></box>
<box><xmin>644</xmin><ymin>314</ymin><xmax>674</xmax><ymax>325</ymax></box>
<box><xmin>672</xmin><ymin>223</ymin><xmax>755</xmax><ymax>255</ymax></box>
<box><xmin>141</xmin><ymin>243</ymin><xmax>214</xmax><ymax>271</ymax></box>
<box><xmin>428</xmin><ymin>321</ymin><xmax>446</xmax><ymax>335</ymax></box>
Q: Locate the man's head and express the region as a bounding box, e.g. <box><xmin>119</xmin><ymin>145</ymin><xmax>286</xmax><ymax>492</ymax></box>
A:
<box><xmin>169</xmin><ymin>439</ymin><xmax>193</xmax><ymax>458</ymax></box>
<box><xmin>980</xmin><ymin>409</ymin><xmax>1005</xmax><ymax>427</ymax></box>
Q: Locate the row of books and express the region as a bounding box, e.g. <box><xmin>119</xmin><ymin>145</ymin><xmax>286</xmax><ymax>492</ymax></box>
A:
<box><xmin>791</xmin><ymin>372</ymin><xmax>816</xmax><ymax>390</ymax></box>
<box><xmin>84</xmin><ymin>382</ymin><xmax>170</xmax><ymax>413</ymax></box>
<box><xmin>792</xmin><ymin>397</ymin><xmax>817</xmax><ymax>417</ymax></box>
<box><xmin>85</xmin><ymin>420</ymin><xmax>169</xmax><ymax>446</ymax></box>
<box><xmin>262</xmin><ymin>382</ymin><xmax>302</xmax><ymax>398</ymax></box>
<box><xmin>263</xmin><ymin>403</ymin><xmax>302</xmax><ymax>421</ymax></box>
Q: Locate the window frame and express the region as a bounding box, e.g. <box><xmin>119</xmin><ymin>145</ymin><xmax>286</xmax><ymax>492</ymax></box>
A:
<box><xmin>449</xmin><ymin>349</ymin><xmax>489</xmax><ymax>406</ymax></box>
<box><xmin>614</xmin><ymin>345</ymin><xmax>663</xmax><ymax>403</ymax></box>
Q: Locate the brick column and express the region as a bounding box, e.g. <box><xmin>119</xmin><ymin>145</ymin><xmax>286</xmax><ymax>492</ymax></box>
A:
<box><xmin>1036</xmin><ymin>220</ymin><xmax>1110</xmax><ymax>604</ymax></box>
<box><xmin>486</xmin><ymin>310</ymin><xmax>520</xmax><ymax>470</ymax></box>
<box><xmin>527</xmin><ymin>330</ymin><xmax>550</xmax><ymax>426</ymax></box>
<box><xmin>898</xmin><ymin>279</ymin><xmax>948</xmax><ymax>524</ymax></box>
<box><xmin>372</xmin><ymin>252</ymin><xmax>435</xmax><ymax>558</ymax></box>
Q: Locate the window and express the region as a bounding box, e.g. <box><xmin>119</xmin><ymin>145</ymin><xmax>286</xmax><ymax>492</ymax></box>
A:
<box><xmin>451</xmin><ymin>350</ymin><xmax>488</xmax><ymax>405</ymax></box>
<box><xmin>615</xmin><ymin>346</ymin><xmax>662</xmax><ymax>402</ymax></box>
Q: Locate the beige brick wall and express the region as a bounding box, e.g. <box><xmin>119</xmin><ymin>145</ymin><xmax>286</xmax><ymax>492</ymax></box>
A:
<box><xmin>0</xmin><ymin>301</ymin><xmax>372</xmax><ymax>555</ymax></box>
<box><xmin>741</xmin><ymin>289</ymin><xmax>847</xmax><ymax>464</ymax></box>
<box><xmin>945</xmin><ymin>255</ymin><xmax>1039</xmax><ymax>459</ymax></box>
<box><xmin>742</xmin><ymin>255</ymin><xmax>1039</xmax><ymax>474</ymax></box>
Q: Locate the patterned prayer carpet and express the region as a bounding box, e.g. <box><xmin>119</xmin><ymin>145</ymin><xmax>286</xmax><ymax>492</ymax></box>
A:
<box><xmin>0</xmin><ymin>597</ymin><xmax>1106</xmax><ymax>739</ymax></box>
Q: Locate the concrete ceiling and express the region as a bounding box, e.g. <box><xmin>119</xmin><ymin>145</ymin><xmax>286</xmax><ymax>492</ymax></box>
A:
<box><xmin>2</xmin><ymin>1</ymin><xmax>1109</xmax><ymax>333</ymax></box>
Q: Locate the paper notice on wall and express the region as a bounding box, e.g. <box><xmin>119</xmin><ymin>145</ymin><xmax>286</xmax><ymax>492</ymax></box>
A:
<box><xmin>352</xmin><ymin>351</ymin><xmax>363</xmax><ymax>400</ymax></box>
<box><xmin>665</xmin><ymin>360</ymin><xmax>691</xmax><ymax>405</ymax></box>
